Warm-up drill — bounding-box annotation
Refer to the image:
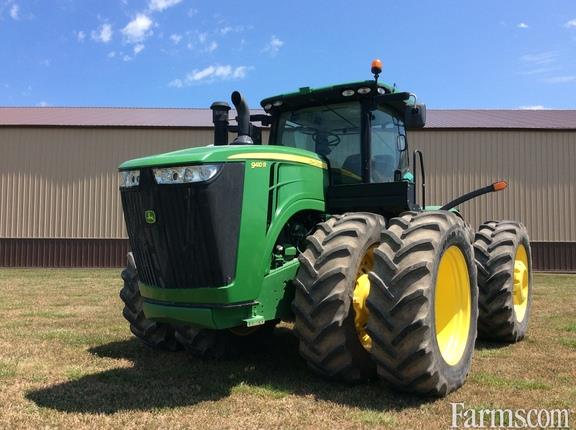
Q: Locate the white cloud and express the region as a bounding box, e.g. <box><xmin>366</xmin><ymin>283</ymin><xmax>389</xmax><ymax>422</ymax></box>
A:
<box><xmin>188</xmin><ymin>33</ymin><xmax>219</xmax><ymax>53</ymax></box>
<box><xmin>564</xmin><ymin>19</ymin><xmax>576</xmax><ymax>28</ymax></box>
<box><xmin>220</xmin><ymin>26</ymin><xmax>233</xmax><ymax>35</ymax></box>
<box><xmin>187</xmin><ymin>8</ymin><xmax>198</xmax><ymax>17</ymax></box>
<box><xmin>122</xmin><ymin>14</ymin><xmax>153</xmax><ymax>43</ymax></box>
<box><xmin>519</xmin><ymin>105</ymin><xmax>546</xmax><ymax>110</ymax></box>
<box><xmin>219</xmin><ymin>25</ymin><xmax>247</xmax><ymax>36</ymax></box>
<box><xmin>108</xmin><ymin>51</ymin><xmax>116</xmax><ymax>59</ymax></box>
<box><xmin>9</xmin><ymin>3</ymin><xmax>19</xmax><ymax>20</ymax></box>
<box><xmin>36</xmin><ymin>101</ymin><xmax>49</xmax><ymax>107</ymax></box>
<box><xmin>521</xmin><ymin>51</ymin><xmax>558</xmax><ymax>65</ymax></box>
<box><xmin>517</xmin><ymin>67</ymin><xmax>559</xmax><ymax>75</ymax></box>
<box><xmin>170</xmin><ymin>33</ymin><xmax>182</xmax><ymax>44</ymax></box>
<box><xmin>91</xmin><ymin>23</ymin><xmax>113</xmax><ymax>43</ymax></box>
<box><xmin>205</xmin><ymin>40</ymin><xmax>218</xmax><ymax>53</ymax></box>
<box><xmin>148</xmin><ymin>0</ymin><xmax>182</xmax><ymax>12</ymax></box>
<box><xmin>517</xmin><ymin>22</ymin><xmax>528</xmax><ymax>29</ymax></box>
<box><xmin>544</xmin><ymin>75</ymin><xmax>576</xmax><ymax>84</ymax></box>
<box><xmin>76</xmin><ymin>31</ymin><xmax>86</xmax><ymax>42</ymax></box>
<box><xmin>133</xmin><ymin>44</ymin><xmax>145</xmax><ymax>55</ymax></box>
<box><xmin>263</xmin><ymin>35</ymin><xmax>284</xmax><ymax>56</ymax></box>
<box><xmin>169</xmin><ymin>65</ymin><xmax>250</xmax><ymax>87</ymax></box>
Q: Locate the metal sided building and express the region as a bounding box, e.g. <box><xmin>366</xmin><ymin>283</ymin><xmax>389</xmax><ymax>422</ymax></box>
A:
<box><xmin>0</xmin><ymin>107</ymin><xmax>575</xmax><ymax>271</ymax></box>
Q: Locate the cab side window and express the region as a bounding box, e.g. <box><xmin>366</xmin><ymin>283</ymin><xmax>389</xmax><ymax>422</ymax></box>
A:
<box><xmin>370</xmin><ymin>109</ymin><xmax>405</xmax><ymax>183</ymax></box>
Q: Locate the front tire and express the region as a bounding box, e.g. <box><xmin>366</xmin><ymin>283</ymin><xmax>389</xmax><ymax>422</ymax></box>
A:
<box><xmin>174</xmin><ymin>322</ymin><xmax>277</xmax><ymax>360</ymax></box>
<box><xmin>120</xmin><ymin>253</ymin><xmax>180</xmax><ymax>351</ymax></box>
<box><xmin>292</xmin><ymin>212</ymin><xmax>385</xmax><ymax>383</ymax></box>
<box><xmin>473</xmin><ymin>221</ymin><xmax>532</xmax><ymax>342</ymax></box>
<box><xmin>367</xmin><ymin>211</ymin><xmax>478</xmax><ymax>396</ymax></box>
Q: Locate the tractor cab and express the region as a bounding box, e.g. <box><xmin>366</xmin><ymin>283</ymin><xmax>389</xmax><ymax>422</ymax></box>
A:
<box><xmin>268</xmin><ymin>92</ymin><xmax>405</xmax><ymax>185</ymax></box>
<box><xmin>259</xmin><ymin>63</ymin><xmax>426</xmax><ymax>217</ymax></box>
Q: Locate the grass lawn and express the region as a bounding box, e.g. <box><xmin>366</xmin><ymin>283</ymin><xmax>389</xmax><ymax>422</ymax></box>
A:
<box><xmin>0</xmin><ymin>269</ymin><xmax>574</xmax><ymax>429</ymax></box>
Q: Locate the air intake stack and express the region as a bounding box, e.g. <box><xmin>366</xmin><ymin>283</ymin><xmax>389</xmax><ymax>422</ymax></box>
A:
<box><xmin>210</xmin><ymin>101</ymin><xmax>231</xmax><ymax>146</ymax></box>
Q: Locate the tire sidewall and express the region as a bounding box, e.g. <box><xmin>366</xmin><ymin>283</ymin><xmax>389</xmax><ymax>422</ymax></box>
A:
<box><xmin>429</xmin><ymin>224</ymin><xmax>478</xmax><ymax>385</ymax></box>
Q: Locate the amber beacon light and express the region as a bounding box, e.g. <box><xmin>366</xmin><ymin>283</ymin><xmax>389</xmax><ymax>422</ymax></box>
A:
<box><xmin>371</xmin><ymin>59</ymin><xmax>383</xmax><ymax>75</ymax></box>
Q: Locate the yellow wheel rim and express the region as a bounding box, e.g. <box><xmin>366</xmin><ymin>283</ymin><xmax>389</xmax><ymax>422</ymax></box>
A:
<box><xmin>353</xmin><ymin>248</ymin><xmax>374</xmax><ymax>351</ymax></box>
<box><xmin>513</xmin><ymin>244</ymin><xmax>529</xmax><ymax>322</ymax></box>
<box><xmin>434</xmin><ymin>246</ymin><xmax>471</xmax><ymax>366</ymax></box>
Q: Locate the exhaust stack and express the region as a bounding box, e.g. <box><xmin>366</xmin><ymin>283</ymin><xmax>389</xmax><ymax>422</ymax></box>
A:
<box><xmin>231</xmin><ymin>91</ymin><xmax>254</xmax><ymax>145</ymax></box>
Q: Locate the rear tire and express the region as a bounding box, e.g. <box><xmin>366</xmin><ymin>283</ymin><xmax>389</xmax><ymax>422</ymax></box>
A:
<box><xmin>293</xmin><ymin>212</ymin><xmax>385</xmax><ymax>383</ymax></box>
<box><xmin>120</xmin><ymin>253</ymin><xmax>180</xmax><ymax>351</ymax></box>
<box><xmin>473</xmin><ymin>221</ymin><xmax>532</xmax><ymax>342</ymax></box>
<box><xmin>367</xmin><ymin>211</ymin><xmax>478</xmax><ymax>396</ymax></box>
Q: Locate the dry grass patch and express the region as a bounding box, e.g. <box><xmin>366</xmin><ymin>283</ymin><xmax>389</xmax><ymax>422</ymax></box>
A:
<box><xmin>0</xmin><ymin>269</ymin><xmax>574</xmax><ymax>429</ymax></box>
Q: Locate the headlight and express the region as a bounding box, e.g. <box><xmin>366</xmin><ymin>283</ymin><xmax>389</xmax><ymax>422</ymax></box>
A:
<box><xmin>120</xmin><ymin>170</ymin><xmax>140</xmax><ymax>188</ymax></box>
<box><xmin>153</xmin><ymin>164</ymin><xmax>220</xmax><ymax>185</ymax></box>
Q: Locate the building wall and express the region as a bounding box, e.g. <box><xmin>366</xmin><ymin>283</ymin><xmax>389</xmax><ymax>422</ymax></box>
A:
<box><xmin>410</xmin><ymin>129</ymin><xmax>576</xmax><ymax>271</ymax></box>
<box><xmin>410</xmin><ymin>129</ymin><xmax>576</xmax><ymax>241</ymax></box>
<box><xmin>0</xmin><ymin>126</ymin><xmax>574</xmax><ymax>270</ymax></box>
<box><xmin>0</xmin><ymin>127</ymin><xmax>212</xmax><ymax>239</ymax></box>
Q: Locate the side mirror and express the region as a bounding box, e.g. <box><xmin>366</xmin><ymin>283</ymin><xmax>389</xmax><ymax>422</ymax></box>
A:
<box><xmin>405</xmin><ymin>104</ymin><xmax>426</xmax><ymax>129</ymax></box>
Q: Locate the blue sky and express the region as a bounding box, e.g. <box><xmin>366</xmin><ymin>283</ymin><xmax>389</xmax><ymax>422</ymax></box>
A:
<box><xmin>0</xmin><ymin>0</ymin><xmax>575</xmax><ymax>109</ymax></box>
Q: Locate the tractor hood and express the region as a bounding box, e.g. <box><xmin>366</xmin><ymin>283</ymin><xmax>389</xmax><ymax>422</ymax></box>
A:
<box><xmin>119</xmin><ymin>144</ymin><xmax>327</xmax><ymax>171</ymax></box>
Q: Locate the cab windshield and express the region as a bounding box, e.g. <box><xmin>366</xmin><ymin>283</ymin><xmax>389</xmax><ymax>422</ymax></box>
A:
<box><xmin>273</xmin><ymin>102</ymin><xmax>406</xmax><ymax>185</ymax></box>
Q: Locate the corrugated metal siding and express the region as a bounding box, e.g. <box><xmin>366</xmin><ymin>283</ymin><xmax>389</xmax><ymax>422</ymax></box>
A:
<box><xmin>0</xmin><ymin>239</ymin><xmax>572</xmax><ymax>270</ymax></box>
<box><xmin>532</xmin><ymin>242</ymin><xmax>576</xmax><ymax>272</ymax></box>
<box><xmin>0</xmin><ymin>238</ymin><xmax>129</xmax><ymax>267</ymax></box>
<box><xmin>410</xmin><ymin>130</ymin><xmax>576</xmax><ymax>242</ymax></box>
<box><xmin>0</xmin><ymin>127</ymin><xmax>214</xmax><ymax>239</ymax></box>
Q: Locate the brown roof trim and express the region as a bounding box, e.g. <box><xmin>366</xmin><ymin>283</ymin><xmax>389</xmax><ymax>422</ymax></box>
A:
<box><xmin>1</xmin><ymin>107</ymin><xmax>576</xmax><ymax>130</ymax></box>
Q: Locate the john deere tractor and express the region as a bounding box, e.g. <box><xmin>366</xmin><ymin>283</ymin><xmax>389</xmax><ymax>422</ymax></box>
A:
<box><xmin>118</xmin><ymin>60</ymin><xmax>532</xmax><ymax>396</ymax></box>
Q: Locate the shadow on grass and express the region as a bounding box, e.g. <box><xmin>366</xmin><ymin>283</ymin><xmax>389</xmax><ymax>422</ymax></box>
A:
<box><xmin>26</xmin><ymin>327</ymin><xmax>431</xmax><ymax>414</ymax></box>
<box><xmin>474</xmin><ymin>339</ymin><xmax>512</xmax><ymax>351</ymax></box>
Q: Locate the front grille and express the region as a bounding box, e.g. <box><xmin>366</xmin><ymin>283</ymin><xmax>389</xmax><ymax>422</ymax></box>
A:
<box><xmin>120</xmin><ymin>163</ymin><xmax>244</xmax><ymax>289</ymax></box>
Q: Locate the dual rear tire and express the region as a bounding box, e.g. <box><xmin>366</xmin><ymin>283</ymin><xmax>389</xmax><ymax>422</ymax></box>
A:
<box><xmin>473</xmin><ymin>221</ymin><xmax>532</xmax><ymax>342</ymax></box>
<box><xmin>366</xmin><ymin>211</ymin><xmax>478</xmax><ymax>396</ymax></box>
<box><xmin>292</xmin><ymin>212</ymin><xmax>384</xmax><ymax>382</ymax></box>
<box><xmin>294</xmin><ymin>211</ymin><xmax>532</xmax><ymax>396</ymax></box>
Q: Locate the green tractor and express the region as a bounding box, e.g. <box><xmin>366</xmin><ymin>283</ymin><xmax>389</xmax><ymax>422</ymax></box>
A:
<box><xmin>118</xmin><ymin>60</ymin><xmax>532</xmax><ymax>396</ymax></box>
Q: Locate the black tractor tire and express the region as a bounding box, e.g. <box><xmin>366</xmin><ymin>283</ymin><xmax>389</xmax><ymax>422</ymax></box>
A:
<box><xmin>120</xmin><ymin>253</ymin><xmax>180</xmax><ymax>351</ymax></box>
<box><xmin>175</xmin><ymin>322</ymin><xmax>277</xmax><ymax>360</ymax></box>
<box><xmin>292</xmin><ymin>212</ymin><xmax>385</xmax><ymax>383</ymax></box>
<box><xmin>366</xmin><ymin>211</ymin><xmax>478</xmax><ymax>397</ymax></box>
<box><xmin>473</xmin><ymin>221</ymin><xmax>532</xmax><ymax>342</ymax></box>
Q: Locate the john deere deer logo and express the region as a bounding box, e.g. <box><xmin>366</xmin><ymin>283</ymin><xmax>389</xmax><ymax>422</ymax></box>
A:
<box><xmin>144</xmin><ymin>210</ymin><xmax>156</xmax><ymax>224</ymax></box>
